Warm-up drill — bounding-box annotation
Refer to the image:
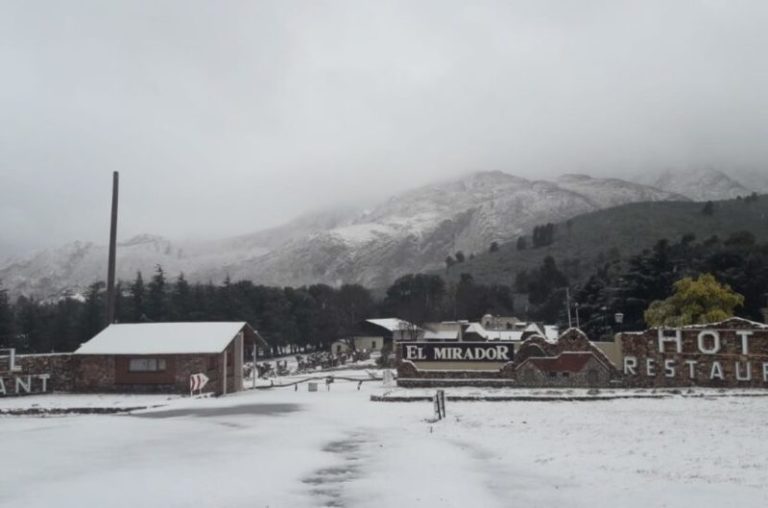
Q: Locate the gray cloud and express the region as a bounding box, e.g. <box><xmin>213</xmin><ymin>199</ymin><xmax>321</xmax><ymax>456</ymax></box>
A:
<box><xmin>2</xmin><ymin>1</ymin><xmax>768</xmax><ymax>254</ymax></box>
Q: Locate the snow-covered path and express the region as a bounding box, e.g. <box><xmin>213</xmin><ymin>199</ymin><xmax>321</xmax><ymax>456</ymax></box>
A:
<box><xmin>2</xmin><ymin>382</ymin><xmax>768</xmax><ymax>507</ymax></box>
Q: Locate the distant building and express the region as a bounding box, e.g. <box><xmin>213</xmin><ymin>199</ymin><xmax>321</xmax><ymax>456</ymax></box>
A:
<box><xmin>74</xmin><ymin>322</ymin><xmax>268</xmax><ymax>395</ymax></box>
<box><xmin>332</xmin><ymin>318</ymin><xmax>422</xmax><ymax>354</ymax></box>
<box><xmin>460</xmin><ymin>321</ymin><xmax>560</xmax><ymax>345</ymax></box>
<box><xmin>480</xmin><ymin>314</ymin><xmax>522</xmax><ymax>330</ymax></box>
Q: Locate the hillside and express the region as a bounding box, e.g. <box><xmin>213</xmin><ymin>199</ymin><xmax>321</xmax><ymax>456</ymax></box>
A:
<box><xmin>443</xmin><ymin>195</ymin><xmax>768</xmax><ymax>287</ymax></box>
<box><xmin>0</xmin><ymin>171</ymin><xmax>686</xmax><ymax>298</ymax></box>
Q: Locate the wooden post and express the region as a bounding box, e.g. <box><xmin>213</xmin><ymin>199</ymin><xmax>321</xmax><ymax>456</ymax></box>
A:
<box><xmin>105</xmin><ymin>171</ymin><xmax>119</xmax><ymax>326</ymax></box>
<box><xmin>221</xmin><ymin>350</ymin><xmax>228</xmax><ymax>395</ymax></box>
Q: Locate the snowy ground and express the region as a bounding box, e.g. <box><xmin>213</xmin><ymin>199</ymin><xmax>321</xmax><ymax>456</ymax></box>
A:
<box><xmin>2</xmin><ymin>377</ymin><xmax>767</xmax><ymax>508</ymax></box>
<box><xmin>0</xmin><ymin>393</ymin><xmax>179</xmax><ymax>411</ymax></box>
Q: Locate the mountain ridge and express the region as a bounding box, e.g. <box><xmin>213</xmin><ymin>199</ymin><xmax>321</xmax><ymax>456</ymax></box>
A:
<box><xmin>0</xmin><ymin>170</ymin><xmax>695</xmax><ymax>299</ymax></box>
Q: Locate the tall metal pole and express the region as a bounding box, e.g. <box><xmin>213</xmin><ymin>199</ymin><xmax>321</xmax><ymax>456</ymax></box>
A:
<box><xmin>565</xmin><ymin>287</ymin><xmax>573</xmax><ymax>329</ymax></box>
<box><xmin>106</xmin><ymin>171</ymin><xmax>119</xmax><ymax>326</ymax></box>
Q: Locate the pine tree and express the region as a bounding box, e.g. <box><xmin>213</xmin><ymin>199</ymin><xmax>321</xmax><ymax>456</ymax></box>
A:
<box><xmin>80</xmin><ymin>282</ymin><xmax>105</xmax><ymax>340</ymax></box>
<box><xmin>130</xmin><ymin>271</ymin><xmax>146</xmax><ymax>321</ymax></box>
<box><xmin>0</xmin><ymin>284</ymin><xmax>13</xmax><ymax>348</ymax></box>
<box><xmin>146</xmin><ymin>265</ymin><xmax>168</xmax><ymax>321</ymax></box>
<box><xmin>170</xmin><ymin>273</ymin><xmax>192</xmax><ymax>320</ymax></box>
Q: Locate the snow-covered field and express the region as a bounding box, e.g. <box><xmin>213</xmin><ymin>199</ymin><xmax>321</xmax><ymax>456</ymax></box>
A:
<box><xmin>2</xmin><ymin>378</ymin><xmax>767</xmax><ymax>508</ymax></box>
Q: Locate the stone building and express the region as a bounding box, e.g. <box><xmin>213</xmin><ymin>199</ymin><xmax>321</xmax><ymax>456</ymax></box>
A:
<box><xmin>515</xmin><ymin>352</ymin><xmax>613</xmax><ymax>387</ymax></box>
<box><xmin>620</xmin><ymin>317</ymin><xmax>768</xmax><ymax>388</ymax></box>
<box><xmin>74</xmin><ymin>322</ymin><xmax>267</xmax><ymax>395</ymax></box>
<box><xmin>397</xmin><ymin>327</ymin><xmax>619</xmax><ymax>388</ymax></box>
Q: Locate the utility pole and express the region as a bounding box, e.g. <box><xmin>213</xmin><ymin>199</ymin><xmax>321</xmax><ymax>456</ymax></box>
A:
<box><xmin>565</xmin><ymin>287</ymin><xmax>573</xmax><ymax>329</ymax></box>
<box><xmin>105</xmin><ymin>171</ymin><xmax>119</xmax><ymax>326</ymax></box>
<box><xmin>575</xmin><ymin>302</ymin><xmax>580</xmax><ymax>329</ymax></box>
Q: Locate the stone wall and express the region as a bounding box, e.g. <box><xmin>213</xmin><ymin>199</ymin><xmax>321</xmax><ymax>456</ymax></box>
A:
<box><xmin>620</xmin><ymin>317</ymin><xmax>768</xmax><ymax>388</ymax></box>
<box><xmin>397</xmin><ymin>328</ymin><xmax>620</xmax><ymax>388</ymax></box>
<box><xmin>14</xmin><ymin>353</ymin><xmax>77</xmax><ymax>392</ymax></box>
<box><xmin>76</xmin><ymin>354</ymin><xmax>224</xmax><ymax>394</ymax></box>
<box><xmin>515</xmin><ymin>355</ymin><xmax>613</xmax><ymax>388</ymax></box>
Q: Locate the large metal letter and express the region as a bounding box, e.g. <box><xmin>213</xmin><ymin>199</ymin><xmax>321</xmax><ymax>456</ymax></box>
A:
<box><xmin>623</xmin><ymin>356</ymin><xmax>637</xmax><ymax>375</ymax></box>
<box><xmin>697</xmin><ymin>331</ymin><xmax>721</xmax><ymax>355</ymax></box>
<box><xmin>736</xmin><ymin>331</ymin><xmax>753</xmax><ymax>355</ymax></box>
<box><xmin>658</xmin><ymin>329</ymin><xmax>682</xmax><ymax>353</ymax></box>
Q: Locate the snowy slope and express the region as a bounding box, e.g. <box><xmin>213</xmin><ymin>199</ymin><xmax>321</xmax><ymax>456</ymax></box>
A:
<box><xmin>645</xmin><ymin>168</ymin><xmax>752</xmax><ymax>202</ymax></box>
<box><xmin>730</xmin><ymin>169</ymin><xmax>768</xmax><ymax>194</ymax></box>
<box><xmin>214</xmin><ymin>171</ymin><xmax>685</xmax><ymax>288</ymax></box>
<box><xmin>2</xmin><ymin>384</ymin><xmax>768</xmax><ymax>508</ymax></box>
<box><xmin>1</xmin><ymin>171</ymin><xmax>686</xmax><ymax>297</ymax></box>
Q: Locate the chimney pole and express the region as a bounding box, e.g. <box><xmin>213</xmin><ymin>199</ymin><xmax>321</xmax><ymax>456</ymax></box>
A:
<box><xmin>106</xmin><ymin>171</ymin><xmax>119</xmax><ymax>325</ymax></box>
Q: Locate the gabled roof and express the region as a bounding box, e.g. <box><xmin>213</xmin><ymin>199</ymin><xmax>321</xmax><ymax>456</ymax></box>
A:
<box><xmin>464</xmin><ymin>322</ymin><xmax>525</xmax><ymax>341</ymax></box>
<box><xmin>484</xmin><ymin>330</ymin><xmax>524</xmax><ymax>341</ymax></box>
<box><xmin>75</xmin><ymin>322</ymin><xmax>264</xmax><ymax>355</ymax></box>
<box><xmin>366</xmin><ymin>318</ymin><xmax>420</xmax><ymax>333</ymax></box>
<box><xmin>544</xmin><ymin>325</ymin><xmax>560</xmax><ymax>341</ymax></box>
<box><xmin>463</xmin><ymin>322</ymin><xmax>486</xmax><ymax>335</ymax></box>
<box><xmin>424</xmin><ymin>330</ymin><xmax>459</xmax><ymax>340</ymax></box>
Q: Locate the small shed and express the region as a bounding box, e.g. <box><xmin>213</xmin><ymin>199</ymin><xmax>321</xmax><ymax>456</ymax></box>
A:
<box><xmin>74</xmin><ymin>322</ymin><xmax>267</xmax><ymax>395</ymax></box>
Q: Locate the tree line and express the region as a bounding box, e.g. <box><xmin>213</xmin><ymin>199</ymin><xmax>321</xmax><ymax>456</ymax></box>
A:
<box><xmin>0</xmin><ymin>268</ymin><xmax>514</xmax><ymax>355</ymax></box>
<box><xmin>574</xmin><ymin>231</ymin><xmax>768</xmax><ymax>339</ymax></box>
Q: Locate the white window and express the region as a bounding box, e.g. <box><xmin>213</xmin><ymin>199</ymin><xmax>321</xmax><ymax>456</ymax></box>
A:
<box><xmin>128</xmin><ymin>358</ymin><xmax>167</xmax><ymax>372</ymax></box>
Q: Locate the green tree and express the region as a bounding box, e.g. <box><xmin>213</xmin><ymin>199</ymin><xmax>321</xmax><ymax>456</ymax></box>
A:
<box><xmin>130</xmin><ymin>271</ymin><xmax>146</xmax><ymax>321</ymax></box>
<box><xmin>169</xmin><ymin>273</ymin><xmax>192</xmax><ymax>320</ymax></box>
<box><xmin>644</xmin><ymin>273</ymin><xmax>744</xmax><ymax>327</ymax></box>
<box><xmin>79</xmin><ymin>282</ymin><xmax>106</xmax><ymax>340</ymax></box>
<box><xmin>0</xmin><ymin>284</ymin><xmax>13</xmax><ymax>347</ymax></box>
<box><xmin>146</xmin><ymin>265</ymin><xmax>168</xmax><ymax>321</ymax></box>
<box><xmin>383</xmin><ymin>274</ymin><xmax>446</xmax><ymax>328</ymax></box>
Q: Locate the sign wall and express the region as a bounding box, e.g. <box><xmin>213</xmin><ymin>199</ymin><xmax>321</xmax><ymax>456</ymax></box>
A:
<box><xmin>400</xmin><ymin>342</ymin><xmax>515</xmax><ymax>363</ymax></box>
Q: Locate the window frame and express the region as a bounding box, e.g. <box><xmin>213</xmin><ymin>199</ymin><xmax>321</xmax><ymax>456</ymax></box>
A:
<box><xmin>128</xmin><ymin>358</ymin><xmax>168</xmax><ymax>373</ymax></box>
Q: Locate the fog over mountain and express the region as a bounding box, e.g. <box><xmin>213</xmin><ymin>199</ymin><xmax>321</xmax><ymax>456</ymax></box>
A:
<box><xmin>1</xmin><ymin>171</ymin><xmax>691</xmax><ymax>298</ymax></box>
<box><xmin>2</xmin><ymin>1</ymin><xmax>768</xmax><ymax>258</ymax></box>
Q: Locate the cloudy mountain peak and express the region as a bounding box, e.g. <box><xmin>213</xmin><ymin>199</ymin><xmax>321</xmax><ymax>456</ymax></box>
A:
<box><xmin>651</xmin><ymin>168</ymin><xmax>751</xmax><ymax>202</ymax></box>
<box><xmin>0</xmin><ymin>171</ymin><xmax>706</xmax><ymax>298</ymax></box>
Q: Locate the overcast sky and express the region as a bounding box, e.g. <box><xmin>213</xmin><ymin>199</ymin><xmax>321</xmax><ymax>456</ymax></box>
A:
<box><xmin>2</xmin><ymin>1</ymin><xmax>767</xmax><ymax>255</ymax></box>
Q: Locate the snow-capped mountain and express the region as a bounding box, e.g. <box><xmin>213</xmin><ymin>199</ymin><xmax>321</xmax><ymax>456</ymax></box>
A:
<box><xmin>729</xmin><ymin>169</ymin><xmax>768</xmax><ymax>195</ymax></box>
<box><xmin>0</xmin><ymin>171</ymin><xmax>687</xmax><ymax>298</ymax></box>
<box><xmin>630</xmin><ymin>168</ymin><xmax>766</xmax><ymax>201</ymax></box>
<box><xmin>653</xmin><ymin>168</ymin><xmax>750</xmax><ymax>202</ymax></box>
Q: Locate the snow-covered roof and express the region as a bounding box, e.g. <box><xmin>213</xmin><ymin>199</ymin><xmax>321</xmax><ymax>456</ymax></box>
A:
<box><xmin>464</xmin><ymin>322</ymin><xmax>486</xmax><ymax>335</ymax></box>
<box><xmin>75</xmin><ymin>322</ymin><xmax>260</xmax><ymax>355</ymax></box>
<box><xmin>424</xmin><ymin>330</ymin><xmax>459</xmax><ymax>340</ymax></box>
<box><xmin>484</xmin><ymin>330</ymin><xmax>524</xmax><ymax>341</ymax></box>
<box><xmin>463</xmin><ymin>322</ymin><xmax>524</xmax><ymax>341</ymax></box>
<box><xmin>366</xmin><ymin>318</ymin><xmax>419</xmax><ymax>332</ymax></box>
<box><xmin>544</xmin><ymin>325</ymin><xmax>560</xmax><ymax>341</ymax></box>
<box><xmin>524</xmin><ymin>323</ymin><xmax>545</xmax><ymax>335</ymax></box>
